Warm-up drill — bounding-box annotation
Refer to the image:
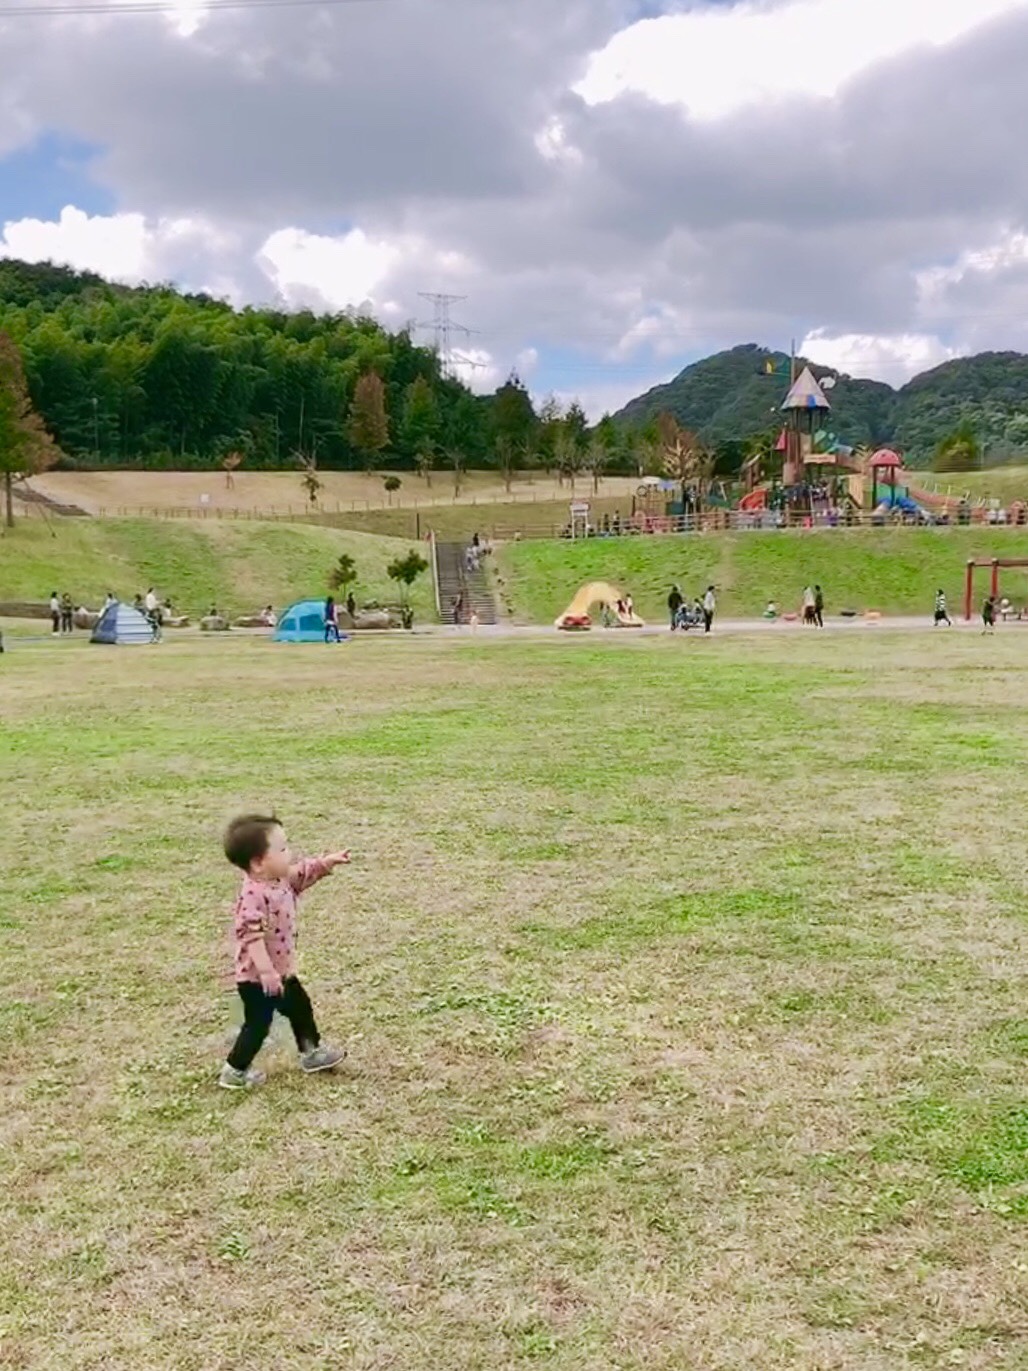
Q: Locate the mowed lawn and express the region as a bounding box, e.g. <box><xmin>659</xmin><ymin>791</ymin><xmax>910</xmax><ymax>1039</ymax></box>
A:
<box><xmin>5</xmin><ymin>631</ymin><xmax>1028</xmax><ymax>1369</ymax></box>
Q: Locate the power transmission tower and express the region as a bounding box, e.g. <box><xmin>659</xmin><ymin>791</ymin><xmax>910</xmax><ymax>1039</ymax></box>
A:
<box><xmin>417</xmin><ymin>292</ymin><xmax>483</xmax><ymax>378</ymax></box>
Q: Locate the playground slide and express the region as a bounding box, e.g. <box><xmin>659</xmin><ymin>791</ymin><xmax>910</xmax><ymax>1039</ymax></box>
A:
<box><xmin>905</xmin><ymin>482</ymin><xmax>962</xmax><ymax>513</ymax></box>
<box><xmin>555</xmin><ymin>581</ymin><xmax>645</xmax><ymax>630</ymax></box>
<box><xmin>739</xmin><ymin>487</ymin><xmax>768</xmax><ymax>512</ymax></box>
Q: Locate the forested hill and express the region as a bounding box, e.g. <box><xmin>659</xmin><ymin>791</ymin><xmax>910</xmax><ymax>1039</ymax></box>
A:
<box><xmin>614</xmin><ymin>343</ymin><xmax>1028</xmax><ymax>466</ymax></box>
<box><xmin>0</xmin><ymin>258</ymin><xmax>496</xmax><ymax>470</ymax></box>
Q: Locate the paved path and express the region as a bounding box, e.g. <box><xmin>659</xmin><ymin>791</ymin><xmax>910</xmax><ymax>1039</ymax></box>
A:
<box><xmin>422</xmin><ymin>615</ymin><xmax>1008</xmax><ymax>641</ymax></box>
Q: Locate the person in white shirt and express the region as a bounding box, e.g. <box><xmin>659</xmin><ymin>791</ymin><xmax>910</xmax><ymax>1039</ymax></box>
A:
<box><xmin>702</xmin><ymin>586</ymin><xmax>716</xmax><ymax>634</ymax></box>
<box><xmin>49</xmin><ymin>591</ymin><xmax>60</xmax><ymax>635</ymax></box>
<box><xmin>145</xmin><ymin>588</ymin><xmax>158</xmax><ymax>615</ymax></box>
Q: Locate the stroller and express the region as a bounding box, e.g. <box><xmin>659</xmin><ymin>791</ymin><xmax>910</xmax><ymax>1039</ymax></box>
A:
<box><xmin>674</xmin><ymin>603</ymin><xmax>705</xmax><ymax>632</ymax></box>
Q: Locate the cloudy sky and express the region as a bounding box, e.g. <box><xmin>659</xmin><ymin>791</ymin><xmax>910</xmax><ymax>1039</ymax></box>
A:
<box><xmin>2</xmin><ymin>0</ymin><xmax>1028</xmax><ymax>414</ymax></box>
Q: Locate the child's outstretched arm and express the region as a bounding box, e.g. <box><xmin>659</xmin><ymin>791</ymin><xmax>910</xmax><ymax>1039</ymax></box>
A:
<box><xmin>289</xmin><ymin>850</ymin><xmax>351</xmax><ymax>893</ymax></box>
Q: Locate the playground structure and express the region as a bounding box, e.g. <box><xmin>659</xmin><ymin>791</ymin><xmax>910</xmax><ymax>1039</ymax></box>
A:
<box><xmin>555</xmin><ymin>582</ymin><xmax>645</xmax><ymax>632</ymax></box>
<box><xmin>963</xmin><ymin>559</ymin><xmax>1028</xmax><ymax>621</ymax></box>
<box><xmin>740</xmin><ymin>436</ymin><xmax>970</xmax><ymax>524</ymax></box>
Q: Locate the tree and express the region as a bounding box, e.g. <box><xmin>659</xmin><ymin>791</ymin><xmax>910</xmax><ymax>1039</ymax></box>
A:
<box><xmin>328</xmin><ymin>553</ymin><xmax>358</xmax><ymax>595</ymax></box>
<box><xmin>383</xmin><ymin>474</ymin><xmax>402</xmax><ymax>504</ymax></box>
<box><xmin>554</xmin><ymin>424</ymin><xmax>583</xmax><ymax>492</ymax></box>
<box><xmin>536</xmin><ymin>394</ymin><xmax>563</xmax><ymax>477</ymax></box>
<box><xmin>0</xmin><ymin>332</ymin><xmax>59</xmax><ymax>527</ymax></box>
<box><xmin>415</xmin><ymin>449</ymin><xmax>434</xmax><ymax>487</ymax></box>
<box><xmin>935</xmin><ymin>421</ymin><xmax>980</xmax><ymax>472</ymax></box>
<box><xmin>495</xmin><ymin>434</ymin><xmax>518</xmax><ymax>493</ymax></box>
<box><xmin>386</xmin><ymin>549</ymin><xmax>429</xmax><ymax>605</ymax></box>
<box><xmin>491</xmin><ymin>371</ymin><xmax>536</xmax><ymax>449</ymax></box>
<box><xmin>449</xmin><ymin>447</ymin><xmax>465</xmax><ymax>497</ymax></box>
<box><xmin>296</xmin><ymin>453</ymin><xmax>323</xmax><ymax>507</ymax></box>
<box><xmin>583</xmin><ymin>438</ymin><xmax>610</xmax><ymax>494</ymax></box>
<box><xmin>401</xmin><ymin>376</ymin><xmax>440</xmax><ymax>468</ymax></box>
<box><xmin>658</xmin><ymin>412</ymin><xmax>711</xmax><ymax>501</ymax></box>
<box><xmin>347</xmin><ymin>372</ymin><xmax>389</xmax><ymax>472</ymax></box>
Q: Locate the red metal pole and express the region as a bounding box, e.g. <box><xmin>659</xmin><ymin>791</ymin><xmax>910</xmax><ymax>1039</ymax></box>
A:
<box><xmin>965</xmin><ymin>559</ymin><xmax>975</xmax><ymax>622</ymax></box>
<box><xmin>991</xmin><ymin>560</ymin><xmax>1000</xmax><ymax>601</ymax></box>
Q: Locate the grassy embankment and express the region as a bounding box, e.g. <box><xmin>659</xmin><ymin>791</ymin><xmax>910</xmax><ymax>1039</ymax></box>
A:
<box><xmin>0</xmin><ymin>518</ymin><xmax>435</xmax><ymax>620</ymax></box>
<box><xmin>496</xmin><ymin>527</ymin><xmax>1028</xmax><ymax>622</ymax></box>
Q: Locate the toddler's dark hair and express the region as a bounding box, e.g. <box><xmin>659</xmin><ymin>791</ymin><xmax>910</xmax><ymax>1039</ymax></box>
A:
<box><xmin>224</xmin><ymin>813</ymin><xmax>280</xmax><ymax>871</ymax></box>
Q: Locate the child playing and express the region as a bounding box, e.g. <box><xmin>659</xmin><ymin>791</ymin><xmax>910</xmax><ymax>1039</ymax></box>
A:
<box><xmin>219</xmin><ymin>813</ymin><xmax>350</xmax><ymax>1090</ymax></box>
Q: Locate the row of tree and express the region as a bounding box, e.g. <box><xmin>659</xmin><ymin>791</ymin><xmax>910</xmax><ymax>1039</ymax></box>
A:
<box><xmin>0</xmin><ymin>261</ymin><xmax>758</xmax><ymax>492</ymax></box>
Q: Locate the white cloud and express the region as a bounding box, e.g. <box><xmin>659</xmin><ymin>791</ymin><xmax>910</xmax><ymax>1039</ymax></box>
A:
<box><xmin>0</xmin><ymin>205</ymin><xmax>240</xmax><ymax>292</ymax></box>
<box><xmin>258</xmin><ymin>227</ymin><xmax>402</xmax><ymax>312</ymax></box>
<box><xmin>799</xmin><ymin>329</ymin><xmax>957</xmax><ymax>384</ymax></box>
<box><xmin>0</xmin><ymin>206</ymin><xmax>151</xmax><ymax>279</ymax></box>
<box><xmin>577</xmin><ymin>0</ymin><xmax>1028</xmax><ymax>120</ymax></box>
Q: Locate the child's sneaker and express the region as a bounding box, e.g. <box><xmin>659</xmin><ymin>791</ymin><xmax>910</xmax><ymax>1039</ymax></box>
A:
<box><xmin>218</xmin><ymin>1063</ymin><xmax>266</xmax><ymax>1090</ymax></box>
<box><xmin>299</xmin><ymin>1044</ymin><xmax>345</xmax><ymax>1074</ymax></box>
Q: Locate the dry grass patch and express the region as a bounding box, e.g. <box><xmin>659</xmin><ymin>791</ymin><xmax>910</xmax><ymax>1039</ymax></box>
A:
<box><xmin>4</xmin><ymin>631</ymin><xmax>1028</xmax><ymax>1368</ymax></box>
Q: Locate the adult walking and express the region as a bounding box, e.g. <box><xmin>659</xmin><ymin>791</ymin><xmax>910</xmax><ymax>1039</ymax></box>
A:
<box><xmin>702</xmin><ymin>585</ymin><xmax>716</xmax><ymax>634</ymax></box>
<box><xmin>49</xmin><ymin>590</ymin><xmax>60</xmax><ymax>635</ymax></box>
<box><xmin>668</xmin><ymin>584</ymin><xmax>683</xmax><ymax>630</ymax></box>
<box><xmin>934</xmin><ymin>589</ymin><xmax>951</xmax><ymax>627</ymax></box>
<box><xmin>814</xmin><ymin>584</ymin><xmax>825</xmax><ymax>628</ymax></box>
<box><xmin>982</xmin><ymin>596</ymin><xmax>996</xmax><ymax>635</ymax></box>
<box><xmin>324</xmin><ymin>596</ymin><xmax>341</xmax><ymax>643</ymax></box>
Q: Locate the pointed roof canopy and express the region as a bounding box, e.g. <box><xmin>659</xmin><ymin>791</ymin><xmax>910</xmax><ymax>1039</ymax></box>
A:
<box><xmin>782</xmin><ymin>366</ymin><xmax>831</xmax><ymax>412</ymax></box>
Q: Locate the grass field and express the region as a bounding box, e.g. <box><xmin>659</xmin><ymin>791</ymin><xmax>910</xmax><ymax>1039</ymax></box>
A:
<box><xmin>923</xmin><ymin>466</ymin><xmax>1028</xmax><ymax>505</ymax></box>
<box><xmin>4</xmin><ymin>630</ymin><xmax>1028</xmax><ymax>1369</ymax></box>
<box><xmin>0</xmin><ymin>519</ymin><xmax>434</xmax><ymax>620</ymax></box>
<box><xmin>27</xmin><ymin>470</ymin><xmax>640</xmax><ymax>518</ymax></box>
<box><xmin>498</xmin><ymin>528</ymin><xmax>1028</xmax><ymax>622</ymax></box>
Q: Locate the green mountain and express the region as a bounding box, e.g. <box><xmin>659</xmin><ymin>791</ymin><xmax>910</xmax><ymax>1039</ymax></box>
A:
<box><xmin>613</xmin><ymin>343</ymin><xmax>1028</xmax><ymax>466</ymax></box>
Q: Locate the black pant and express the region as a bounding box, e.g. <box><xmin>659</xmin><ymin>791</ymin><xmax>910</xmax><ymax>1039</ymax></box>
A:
<box><xmin>703</xmin><ymin>611</ymin><xmax>713</xmax><ymax>633</ymax></box>
<box><xmin>227</xmin><ymin>977</ymin><xmax>320</xmax><ymax>1070</ymax></box>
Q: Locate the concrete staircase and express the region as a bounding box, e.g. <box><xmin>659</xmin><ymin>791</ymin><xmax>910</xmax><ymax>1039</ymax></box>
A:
<box><xmin>434</xmin><ymin>541</ymin><xmax>497</xmax><ymax>624</ymax></box>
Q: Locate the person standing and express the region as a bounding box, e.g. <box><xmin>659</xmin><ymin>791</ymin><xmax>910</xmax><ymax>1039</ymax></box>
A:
<box><xmin>668</xmin><ymin>584</ymin><xmax>683</xmax><ymax>630</ymax></box>
<box><xmin>145</xmin><ymin>587</ymin><xmax>158</xmax><ymax>617</ymax></box>
<box><xmin>49</xmin><ymin>590</ymin><xmax>60</xmax><ymax>635</ymax></box>
<box><xmin>934</xmin><ymin>589</ymin><xmax>951</xmax><ymax>627</ymax></box>
<box><xmin>801</xmin><ymin>585</ymin><xmax>816</xmax><ymax>626</ymax></box>
<box><xmin>324</xmin><ymin>596</ymin><xmax>341</xmax><ymax>643</ymax></box>
<box><xmin>982</xmin><ymin>596</ymin><xmax>996</xmax><ymax>634</ymax></box>
<box><xmin>60</xmin><ymin>593</ymin><xmax>74</xmax><ymax>634</ymax></box>
<box><xmin>814</xmin><ymin>584</ymin><xmax>825</xmax><ymax>628</ymax></box>
<box><xmin>702</xmin><ymin>585</ymin><xmax>716</xmax><ymax>634</ymax></box>
<box><xmin>346</xmin><ymin>591</ymin><xmax>356</xmax><ymax>622</ymax></box>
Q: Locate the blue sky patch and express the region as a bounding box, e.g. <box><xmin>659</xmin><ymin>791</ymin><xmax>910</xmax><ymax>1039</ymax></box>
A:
<box><xmin>0</xmin><ymin>134</ymin><xmax>112</xmax><ymax>225</ymax></box>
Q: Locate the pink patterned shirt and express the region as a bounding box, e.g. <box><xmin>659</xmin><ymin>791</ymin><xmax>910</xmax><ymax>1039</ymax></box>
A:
<box><xmin>232</xmin><ymin>857</ymin><xmax>333</xmax><ymax>983</ymax></box>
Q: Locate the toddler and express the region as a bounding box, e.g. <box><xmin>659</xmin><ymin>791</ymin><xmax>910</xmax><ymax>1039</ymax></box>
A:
<box><xmin>219</xmin><ymin>813</ymin><xmax>350</xmax><ymax>1090</ymax></box>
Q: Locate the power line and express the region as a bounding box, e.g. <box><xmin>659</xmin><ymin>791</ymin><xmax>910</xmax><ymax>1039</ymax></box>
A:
<box><xmin>0</xmin><ymin>0</ymin><xmax>392</xmax><ymax>16</ymax></box>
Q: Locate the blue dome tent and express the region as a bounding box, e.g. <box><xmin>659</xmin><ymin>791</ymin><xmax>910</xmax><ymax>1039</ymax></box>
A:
<box><xmin>273</xmin><ymin>598</ymin><xmax>348</xmax><ymax>644</ymax></box>
<box><xmin>90</xmin><ymin>601</ymin><xmax>155</xmax><ymax>646</ymax></box>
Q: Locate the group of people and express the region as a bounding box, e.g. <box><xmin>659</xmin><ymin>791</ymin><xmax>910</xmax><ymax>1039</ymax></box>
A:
<box><xmin>48</xmin><ymin>591</ymin><xmax>75</xmax><ymax>634</ymax></box>
<box><xmin>801</xmin><ymin>584</ymin><xmax>826</xmax><ymax>627</ymax></box>
<box><xmin>667</xmin><ymin>584</ymin><xmax>716</xmax><ymax>633</ymax></box>
<box><xmin>464</xmin><ymin>531</ymin><xmax>493</xmax><ymax>575</ymax></box>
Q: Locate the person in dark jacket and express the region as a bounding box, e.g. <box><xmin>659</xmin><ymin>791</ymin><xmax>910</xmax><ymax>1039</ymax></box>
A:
<box><xmin>667</xmin><ymin>584</ymin><xmax>683</xmax><ymax>629</ymax></box>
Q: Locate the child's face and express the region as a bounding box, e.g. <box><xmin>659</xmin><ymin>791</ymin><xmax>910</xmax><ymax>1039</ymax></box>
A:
<box><xmin>252</xmin><ymin>824</ymin><xmax>291</xmax><ymax>881</ymax></box>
